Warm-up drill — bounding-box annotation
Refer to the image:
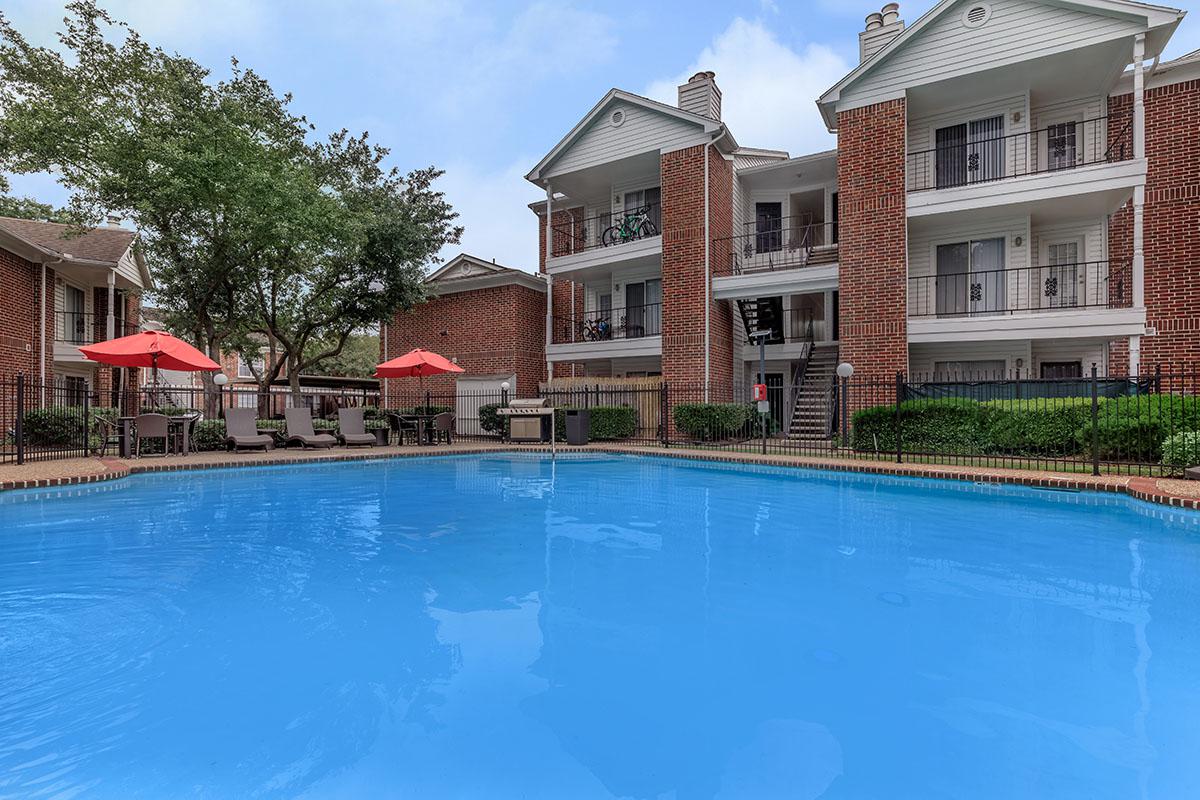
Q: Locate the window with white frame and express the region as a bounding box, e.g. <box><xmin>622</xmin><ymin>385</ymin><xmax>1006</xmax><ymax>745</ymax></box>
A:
<box><xmin>1044</xmin><ymin>241</ymin><xmax>1081</xmax><ymax>308</ymax></box>
<box><xmin>237</xmin><ymin>354</ymin><xmax>264</xmax><ymax>378</ymax></box>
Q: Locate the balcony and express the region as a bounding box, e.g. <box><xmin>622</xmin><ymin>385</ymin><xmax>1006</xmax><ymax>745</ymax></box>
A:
<box><xmin>54</xmin><ymin>311</ymin><xmax>140</xmax><ymax>360</ymax></box>
<box><xmin>712</xmin><ymin>220</ymin><xmax>839</xmax><ymax>300</ymax></box>
<box><xmin>906</xmin><ymin>260</ymin><xmax>1144</xmax><ymax>343</ymax></box>
<box><xmin>905</xmin><ymin>113</ymin><xmax>1141</xmax><ymax>218</ymax></box>
<box><xmin>546</xmin><ymin>302</ymin><xmax>662</xmax><ymax>362</ymax></box>
<box><xmin>547</xmin><ymin>202</ymin><xmax>662</xmax><ymax>277</ymax></box>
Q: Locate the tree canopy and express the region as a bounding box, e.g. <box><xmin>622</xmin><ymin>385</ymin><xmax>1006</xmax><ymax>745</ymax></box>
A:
<box><xmin>0</xmin><ymin>1</ymin><xmax>460</xmax><ymax>397</ymax></box>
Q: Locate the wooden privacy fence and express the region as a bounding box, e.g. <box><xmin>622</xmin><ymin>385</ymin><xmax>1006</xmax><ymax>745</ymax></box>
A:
<box><xmin>540</xmin><ymin>377</ymin><xmax>663</xmax><ymax>440</ymax></box>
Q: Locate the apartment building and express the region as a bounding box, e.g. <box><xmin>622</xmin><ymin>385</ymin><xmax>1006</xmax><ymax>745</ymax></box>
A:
<box><xmin>387</xmin><ymin>0</ymin><xmax>1195</xmax><ymax>434</ymax></box>
<box><xmin>0</xmin><ymin>215</ymin><xmax>150</xmax><ymax>401</ymax></box>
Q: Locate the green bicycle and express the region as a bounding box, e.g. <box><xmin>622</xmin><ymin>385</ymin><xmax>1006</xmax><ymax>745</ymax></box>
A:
<box><xmin>601</xmin><ymin>205</ymin><xmax>658</xmax><ymax>247</ymax></box>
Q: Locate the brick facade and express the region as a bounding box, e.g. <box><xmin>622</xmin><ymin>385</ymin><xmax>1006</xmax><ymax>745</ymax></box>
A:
<box><xmin>837</xmin><ymin>98</ymin><xmax>908</xmax><ymax>381</ymax></box>
<box><xmin>1109</xmin><ymin>79</ymin><xmax>1200</xmax><ymax>369</ymax></box>
<box><xmin>0</xmin><ymin>248</ymin><xmax>54</xmax><ymax>382</ymax></box>
<box><xmin>659</xmin><ymin>144</ymin><xmax>733</xmax><ymax>395</ymax></box>
<box><xmin>381</xmin><ymin>282</ymin><xmax>547</xmax><ymax>403</ymax></box>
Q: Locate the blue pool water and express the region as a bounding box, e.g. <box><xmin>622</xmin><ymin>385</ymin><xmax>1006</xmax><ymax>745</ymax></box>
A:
<box><xmin>2</xmin><ymin>454</ymin><xmax>1199</xmax><ymax>799</ymax></box>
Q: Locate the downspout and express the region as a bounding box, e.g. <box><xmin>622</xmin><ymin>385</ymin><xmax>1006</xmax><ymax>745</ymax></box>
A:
<box><xmin>703</xmin><ymin>141</ymin><xmax>711</xmax><ymax>402</ymax></box>
<box><xmin>40</xmin><ymin>261</ymin><xmax>47</xmax><ymax>406</ymax></box>
<box><xmin>381</xmin><ymin>319</ymin><xmax>388</xmax><ymax>405</ymax></box>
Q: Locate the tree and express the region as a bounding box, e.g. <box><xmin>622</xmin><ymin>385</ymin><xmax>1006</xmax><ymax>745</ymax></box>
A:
<box><xmin>303</xmin><ymin>332</ymin><xmax>379</xmax><ymax>379</ymax></box>
<box><xmin>0</xmin><ymin>2</ymin><xmax>459</xmax><ymax>408</ymax></box>
<box><xmin>0</xmin><ymin>192</ymin><xmax>74</xmax><ymax>223</ymax></box>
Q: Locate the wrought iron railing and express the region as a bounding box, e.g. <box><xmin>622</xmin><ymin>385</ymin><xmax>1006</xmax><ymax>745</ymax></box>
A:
<box><xmin>714</xmin><ymin>220</ymin><xmax>838</xmax><ymax>277</ymax></box>
<box><xmin>548</xmin><ymin>202</ymin><xmax>662</xmax><ymax>257</ymax></box>
<box><xmin>54</xmin><ymin>311</ymin><xmax>139</xmax><ymax>345</ymax></box>
<box><xmin>906</xmin><ymin>113</ymin><xmax>1133</xmax><ymax>192</ymax></box>
<box><xmin>552</xmin><ymin>302</ymin><xmax>662</xmax><ymax>344</ymax></box>
<box><xmin>907</xmin><ymin>260</ymin><xmax>1132</xmax><ymax>318</ymax></box>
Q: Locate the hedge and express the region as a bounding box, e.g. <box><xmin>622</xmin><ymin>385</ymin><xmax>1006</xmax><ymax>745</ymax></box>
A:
<box><xmin>478</xmin><ymin>403</ymin><xmax>505</xmax><ymax>436</ymax></box>
<box><xmin>673</xmin><ymin>403</ymin><xmax>754</xmax><ymax>441</ymax></box>
<box><xmin>1162</xmin><ymin>431</ymin><xmax>1200</xmax><ymax>468</ymax></box>
<box><xmin>550</xmin><ymin>406</ymin><xmax>638</xmax><ymax>441</ymax></box>
<box><xmin>851</xmin><ymin>398</ymin><xmax>988</xmax><ymax>454</ymax></box>
<box><xmin>982</xmin><ymin>397</ymin><xmax>1100</xmax><ymax>456</ymax></box>
<box><xmin>382</xmin><ymin>405</ymin><xmax>453</xmax><ymax>417</ymax></box>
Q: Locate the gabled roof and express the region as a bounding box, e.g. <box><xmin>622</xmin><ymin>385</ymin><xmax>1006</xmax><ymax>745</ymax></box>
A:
<box><xmin>525</xmin><ymin>88</ymin><xmax>729</xmax><ymax>184</ymax></box>
<box><xmin>817</xmin><ymin>0</ymin><xmax>1185</xmax><ymax>129</ymax></box>
<box><xmin>426</xmin><ymin>253</ymin><xmax>545</xmax><ymax>294</ymax></box>
<box><xmin>0</xmin><ymin>215</ymin><xmax>153</xmax><ymax>288</ymax></box>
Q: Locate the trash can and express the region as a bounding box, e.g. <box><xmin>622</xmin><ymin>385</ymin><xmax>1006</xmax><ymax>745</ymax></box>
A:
<box><xmin>565</xmin><ymin>409</ymin><xmax>590</xmax><ymax>446</ymax></box>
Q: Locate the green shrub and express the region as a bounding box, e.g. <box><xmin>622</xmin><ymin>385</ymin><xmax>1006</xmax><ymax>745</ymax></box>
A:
<box><xmin>983</xmin><ymin>397</ymin><xmax>1099</xmax><ymax>456</ymax></box>
<box><xmin>21</xmin><ymin>407</ymin><xmax>89</xmax><ymax>447</ymax></box>
<box><xmin>549</xmin><ymin>405</ymin><xmax>638</xmax><ymax>440</ymax></box>
<box><xmin>1075</xmin><ymin>394</ymin><xmax>1200</xmax><ymax>462</ymax></box>
<box><xmin>1162</xmin><ymin>431</ymin><xmax>1200</xmax><ymax>468</ymax></box>
<box><xmin>673</xmin><ymin>403</ymin><xmax>753</xmax><ymax>441</ymax></box>
<box><xmin>852</xmin><ymin>398</ymin><xmax>987</xmax><ymax>454</ymax></box>
<box><xmin>192</xmin><ymin>420</ymin><xmax>227</xmax><ymax>451</ymax></box>
<box><xmin>478</xmin><ymin>403</ymin><xmax>506</xmax><ymax>436</ymax></box>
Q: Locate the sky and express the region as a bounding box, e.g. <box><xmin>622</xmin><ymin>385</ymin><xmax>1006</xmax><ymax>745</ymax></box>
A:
<box><xmin>4</xmin><ymin>0</ymin><xmax>1199</xmax><ymax>273</ymax></box>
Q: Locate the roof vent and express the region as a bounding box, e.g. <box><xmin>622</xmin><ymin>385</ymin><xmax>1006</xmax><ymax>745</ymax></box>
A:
<box><xmin>610</xmin><ymin>108</ymin><xmax>626</xmax><ymax>128</ymax></box>
<box><xmin>860</xmin><ymin>4</ymin><xmax>905</xmax><ymax>63</ymax></box>
<box><xmin>962</xmin><ymin>3</ymin><xmax>992</xmax><ymax>28</ymax></box>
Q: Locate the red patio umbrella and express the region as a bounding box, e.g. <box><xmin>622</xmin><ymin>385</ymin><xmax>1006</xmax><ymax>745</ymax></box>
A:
<box><xmin>374</xmin><ymin>348</ymin><xmax>463</xmax><ymax>406</ymax></box>
<box><xmin>80</xmin><ymin>330</ymin><xmax>220</xmax><ymax>401</ymax></box>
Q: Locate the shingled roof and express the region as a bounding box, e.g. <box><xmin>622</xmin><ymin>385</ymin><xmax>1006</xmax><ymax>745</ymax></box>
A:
<box><xmin>0</xmin><ymin>216</ymin><xmax>136</xmax><ymax>266</ymax></box>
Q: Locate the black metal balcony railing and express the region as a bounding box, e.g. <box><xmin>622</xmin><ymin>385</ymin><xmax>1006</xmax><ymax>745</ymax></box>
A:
<box><xmin>739</xmin><ymin>304</ymin><xmax>817</xmax><ymax>345</ymax></box>
<box><xmin>713</xmin><ymin>219</ymin><xmax>838</xmax><ymax>277</ymax></box>
<box><xmin>549</xmin><ymin>202</ymin><xmax>662</xmax><ymax>258</ymax></box>
<box><xmin>552</xmin><ymin>302</ymin><xmax>662</xmax><ymax>344</ymax></box>
<box><xmin>907</xmin><ymin>260</ymin><xmax>1132</xmax><ymax>318</ymax></box>
<box><xmin>55</xmin><ymin>311</ymin><xmax>139</xmax><ymax>345</ymax></box>
<box><xmin>906</xmin><ymin>114</ymin><xmax>1133</xmax><ymax>193</ymax></box>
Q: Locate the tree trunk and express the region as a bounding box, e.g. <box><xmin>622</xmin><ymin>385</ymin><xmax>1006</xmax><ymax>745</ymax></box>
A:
<box><xmin>287</xmin><ymin>355</ymin><xmax>303</xmax><ymax>408</ymax></box>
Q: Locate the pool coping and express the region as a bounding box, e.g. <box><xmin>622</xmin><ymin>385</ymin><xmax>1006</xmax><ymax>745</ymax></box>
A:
<box><xmin>2</xmin><ymin>443</ymin><xmax>1197</xmax><ymax>512</ymax></box>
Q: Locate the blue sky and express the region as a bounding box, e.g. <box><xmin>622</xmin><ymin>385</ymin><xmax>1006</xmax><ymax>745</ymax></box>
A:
<box><xmin>4</xmin><ymin>0</ymin><xmax>1199</xmax><ymax>272</ymax></box>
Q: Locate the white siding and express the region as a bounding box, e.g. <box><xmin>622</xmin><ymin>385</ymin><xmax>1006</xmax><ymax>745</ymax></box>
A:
<box><xmin>1030</xmin><ymin>217</ymin><xmax>1109</xmax><ymax>308</ymax></box>
<box><xmin>841</xmin><ymin>0</ymin><xmax>1144</xmax><ymax>108</ymax></box>
<box><xmin>1031</xmin><ymin>339</ymin><xmax>1109</xmax><ymax>377</ymax></box>
<box><xmin>909</xmin><ymin>340</ymin><xmax>1031</xmax><ymax>377</ymax></box>
<box><xmin>1029</xmin><ymin>94</ymin><xmax>1110</xmax><ymax>167</ymax></box>
<box><xmin>546</xmin><ymin>104</ymin><xmax>704</xmax><ymax>179</ymax></box>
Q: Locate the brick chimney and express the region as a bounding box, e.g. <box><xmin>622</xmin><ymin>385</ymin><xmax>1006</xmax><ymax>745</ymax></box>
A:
<box><xmin>677</xmin><ymin>71</ymin><xmax>722</xmax><ymax>121</ymax></box>
<box><xmin>859</xmin><ymin>3</ymin><xmax>904</xmax><ymax>62</ymax></box>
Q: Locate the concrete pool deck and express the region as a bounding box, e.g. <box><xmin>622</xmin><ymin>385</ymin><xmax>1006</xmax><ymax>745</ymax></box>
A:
<box><xmin>2</xmin><ymin>441</ymin><xmax>1199</xmax><ymax>511</ymax></box>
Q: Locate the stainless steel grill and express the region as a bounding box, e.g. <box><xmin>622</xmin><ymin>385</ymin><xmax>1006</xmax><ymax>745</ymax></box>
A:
<box><xmin>497</xmin><ymin>398</ymin><xmax>554</xmax><ymax>442</ymax></box>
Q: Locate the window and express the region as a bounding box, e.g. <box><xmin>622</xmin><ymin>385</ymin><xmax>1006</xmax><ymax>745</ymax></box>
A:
<box><xmin>58</xmin><ymin>375</ymin><xmax>89</xmax><ymax>405</ymax></box>
<box><xmin>238</xmin><ymin>354</ymin><xmax>264</xmax><ymax>378</ymax></box>
<box><xmin>1045</xmin><ymin>241</ymin><xmax>1081</xmax><ymax>308</ymax></box>
<box><xmin>933</xmin><ymin>360</ymin><xmax>1006</xmax><ymax>380</ymax></box>
<box><xmin>63</xmin><ymin>284</ymin><xmax>87</xmax><ymax>344</ymax></box>
<box><xmin>624</xmin><ymin>187</ymin><xmax>661</xmax><ymax>233</ymax></box>
<box><xmin>935</xmin><ymin>237</ymin><xmax>1006</xmax><ymax>316</ymax></box>
<box><xmin>935</xmin><ymin>115</ymin><xmax>1004</xmax><ymax>188</ymax></box>
<box><xmin>1045</xmin><ymin>121</ymin><xmax>1078</xmax><ymax>171</ymax></box>
<box><xmin>755</xmin><ymin>202</ymin><xmax>783</xmax><ymax>253</ymax></box>
<box><xmin>1040</xmin><ymin>361</ymin><xmax>1082</xmax><ymax>379</ymax></box>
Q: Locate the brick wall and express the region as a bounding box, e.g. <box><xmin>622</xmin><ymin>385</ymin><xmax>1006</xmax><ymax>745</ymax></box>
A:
<box><xmin>660</xmin><ymin>144</ymin><xmax>733</xmax><ymax>394</ymax></box>
<box><xmin>837</xmin><ymin>98</ymin><xmax>908</xmax><ymax>380</ymax></box>
<box><xmin>0</xmin><ymin>248</ymin><xmax>54</xmax><ymax>382</ymax></box>
<box><xmin>1109</xmin><ymin>79</ymin><xmax>1200</xmax><ymax>369</ymax></box>
<box><xmin>381</xmin><ymin>282</ymin><xmax>547</xmax><ymax>403</ymax></box>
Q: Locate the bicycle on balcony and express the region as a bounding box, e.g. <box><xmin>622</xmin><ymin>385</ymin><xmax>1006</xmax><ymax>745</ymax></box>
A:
<box><xmin>601</xmin><ymin>205</ymin><xmax>658</xmax><ymax>247</ymax></box>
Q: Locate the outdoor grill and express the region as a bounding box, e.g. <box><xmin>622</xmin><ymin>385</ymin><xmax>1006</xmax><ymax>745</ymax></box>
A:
<box><xmin>497</xmin><ymin>398</ymin><xmax>555</xmax><ymax>443</ymax></box>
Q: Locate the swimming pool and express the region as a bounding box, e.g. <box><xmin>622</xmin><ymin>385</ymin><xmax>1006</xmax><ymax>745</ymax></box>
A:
<box><xmin>1</xmin><ymin>453</ymin><xmax>1198</xmax><ymax>798</ymax></box>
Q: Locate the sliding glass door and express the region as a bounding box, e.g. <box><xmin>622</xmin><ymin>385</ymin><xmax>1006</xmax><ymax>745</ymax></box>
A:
<box><xmin>935</xmin><ymin>115</ymin><xmax>1004</xmax><ymax>188</ymax></box>
<box><xmin>935</xmin><ymin>237</ymin><xmax>1006</xmax><ymax>316</ymax></box>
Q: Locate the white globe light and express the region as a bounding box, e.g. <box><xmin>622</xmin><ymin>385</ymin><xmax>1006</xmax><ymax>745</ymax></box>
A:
<box><xmin>500</xmin><ymin>382</ymin><xmax>510</xmax><ymax>392</ymax></box>
<box><xmin>213</xmin><ymin>373</ymin><xmax>229</xmax><ymax>386</ymax></box>
<box><xmin>836</xmin><ymin>362</ymin><xmax>855</xmax><ymax>379</ymax></box>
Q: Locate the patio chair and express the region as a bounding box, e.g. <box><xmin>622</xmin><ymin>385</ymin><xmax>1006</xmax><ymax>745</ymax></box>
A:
<box><xmin>284</xmin><ymin>407</ymin><xmax>337</xmax><ymax>449</ymax></box>
<box><xmin>223</xmin><ymin>408</ymin><xmax>275</xmax><ymax>453</ymax></box>
<box><xmin>93</xmin><ymin>413</ymin><xmax>121</xmax><ymax>457</ymax></box>
<box><xmin>336</xmin><ymin>407</ymin><xmax>378</xmax><ymax>448</ymax></box>
<box><xmin>431</xmin><ymin>412</ymin><xmax>455</xmax><ymax>445</ymax></box>
<box><xmin>387</xmin><ymin>412</ymin><xmax>421</xmax><ymax>446</ymax></box>
<box><xmin>134</xmin><ymin>413</ymin><xmax>170</xmax><ymax>458</ymax></box>
<box><xmin>171</xmin><ymin>410</ymin><xmax>202</xmax><ymax>455</ymax></box>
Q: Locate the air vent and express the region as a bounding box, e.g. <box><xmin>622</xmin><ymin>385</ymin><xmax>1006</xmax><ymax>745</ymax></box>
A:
<box><xmin>610</xmin><ymin>109</ymin><xmax>626</xmax><ymax>128</ymax></box>
<box><xmin>962</xmin><ymin>3</ymin><xmax>992</xmax><ymax>28</ymax></box>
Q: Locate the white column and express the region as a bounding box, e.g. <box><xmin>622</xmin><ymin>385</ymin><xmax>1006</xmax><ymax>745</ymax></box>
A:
<box><xmin>544</xmin><ymin>184</ymin><xmax>555</xmax><ymax>382</ymax></box>
<box><xmin>106</xmin><ymin>269</ymin><xmax>116</xmax><ymax>340</ymax></box>
<box><xmin>1128</xmin><ymin>334</ymin><xmax>1141</xmax><ymax>377</ymax></box>
<box><xmin>1131</xmin><ymin>35</ymin><xmax>1146</xmax><ymax>312</ymax></box>
<box><xmin>823</xmin><ymin>289</ymin><xmax>835</xmax><ymax>343</ymax></box>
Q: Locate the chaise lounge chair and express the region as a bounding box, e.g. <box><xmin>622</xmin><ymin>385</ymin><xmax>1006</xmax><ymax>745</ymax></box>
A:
<box><xmin>284</xmin><ymin>407</ymin><xmax>337</xmax><ymax>449</ymax></box>
<box><xmin>337</xmin><ymin>407</ymin><xmax>378</xmax><ymax>447</ymax></box>
<box><xmin>224</xmin><ymin>407</ymin><xmax>275</xmax><ymax>453</ymax></box>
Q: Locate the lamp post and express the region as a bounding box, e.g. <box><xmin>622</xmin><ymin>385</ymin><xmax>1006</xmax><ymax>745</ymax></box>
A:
<box><xmin>836</xmin><ymin>362</ymin><xmax>854</xmax><ymax>448</ymax></box>
<box><xmin>213</xmin><ymin>372</ymin><xmax>229</xmax><ymax>416</ymax></box>
<box><xmin>500</xmin><ymin>381</ymin><xmax>510</xmax><ymax>441</ymax></box>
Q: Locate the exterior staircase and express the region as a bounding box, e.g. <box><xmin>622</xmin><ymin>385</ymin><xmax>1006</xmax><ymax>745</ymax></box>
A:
<box><xmin>787</xmin><ymin>344</ymin><xmax>839</xmax><ymax>439</ymax></box>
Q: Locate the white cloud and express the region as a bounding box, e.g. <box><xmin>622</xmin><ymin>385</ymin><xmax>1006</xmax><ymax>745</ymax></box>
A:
<box><xmin>434</xmin><ymin>158</ymin><xmax>543</xmax><ymax>272</ymax></box>
<box><xmin>645</xmin><ymin>18</ymin><xmax>849</xmax><ymax>156</ymax></box>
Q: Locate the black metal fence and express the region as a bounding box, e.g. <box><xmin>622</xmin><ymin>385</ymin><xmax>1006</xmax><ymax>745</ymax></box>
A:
<box><xmin>6</xmin><ymin>367</ymin><xmax>1200</xmax><ymax>477</ymax></box>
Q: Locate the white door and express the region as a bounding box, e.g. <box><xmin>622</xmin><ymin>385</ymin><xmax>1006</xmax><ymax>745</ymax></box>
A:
<box><xmin>456</xmin><ymin>374</ymin><xmax>515</xmax><ymax>436</ymax></box>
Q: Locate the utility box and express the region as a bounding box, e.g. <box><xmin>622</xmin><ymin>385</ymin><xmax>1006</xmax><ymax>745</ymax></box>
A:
<box><xmin>565</xmin><ymin>409</ymin><xmax>590</xmax><ymax>446</ymax></box>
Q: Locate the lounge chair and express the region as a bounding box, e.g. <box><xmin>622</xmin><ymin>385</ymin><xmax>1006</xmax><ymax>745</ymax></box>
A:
<box><xmin>135</xmin><ymin>413</ymin><xmax>170</xmax><ymax>458</ymax></box>
<box><xmin>431</xmin><ymin>412</ymin><xmax>455</xmax><ymax>445</ymax></box>
<box><xmin>337</xmin><ymin>407</ymin><xmax>378</xmax><ymax>447</ymax></box>
<box><xmin>224</xmin><ymin>408</ymin><xmax>275</xmax><ymax>453</ymax></box>
<box><xmin>284</xmin><ymin>407</ymin><xmax>337</xmax><ymax>449</ymax></box>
